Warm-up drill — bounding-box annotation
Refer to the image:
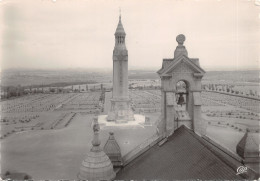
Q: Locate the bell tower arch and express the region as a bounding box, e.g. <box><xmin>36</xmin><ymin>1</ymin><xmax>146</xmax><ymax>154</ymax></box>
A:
<box><xmin>157</xmin><ymin>34</ymin><xmax>206</xmax><ymax>137</ymax></box>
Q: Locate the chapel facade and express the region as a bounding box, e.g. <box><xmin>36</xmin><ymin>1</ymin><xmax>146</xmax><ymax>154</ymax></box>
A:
<box><xmin>157</xmin><ymin>34</ymin><xmax>206</xmax><ymax>137</ymax></box>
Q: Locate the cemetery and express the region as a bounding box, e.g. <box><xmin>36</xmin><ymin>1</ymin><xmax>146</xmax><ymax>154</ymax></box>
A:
<box><xmin>202</xmin><ymin>91</ymin><xmax>260</xmax><ymax>112</ymax></box>
<box><xmin>1</xmin><ymin>88</ymin><xmax>259</xmax><ymax>142</ymax></box>
<box><xmin>58</xmin><ymin>92</ymin><xmax>102</xmax><ymax>112</ymax></box>
<box><xmin>130</xmin><ymin>90</ymin><xmax>161</xmax><ymax>113</ymax></box>
<box><xmin>0</xmin><ymin>92</ymin><xmax>103</xmax><ymax>140</ymax></box>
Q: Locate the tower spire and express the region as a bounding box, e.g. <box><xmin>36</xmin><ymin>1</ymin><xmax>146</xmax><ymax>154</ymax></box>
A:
<box><xmin>115</xmin><ymin>7</ymin><xmax>125</xmax><ymax>36</ymax></box>
<box><xmin>119</xmin><ymin>7</ymin><xmax>121</xmax><ymax>21</ymax></box>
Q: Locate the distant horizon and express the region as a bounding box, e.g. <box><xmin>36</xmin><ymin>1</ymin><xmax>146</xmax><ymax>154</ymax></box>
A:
<box><xmin>1</xmin><ymin>66</ymin><xmax>260</xmax><ymax>72</ymax></box>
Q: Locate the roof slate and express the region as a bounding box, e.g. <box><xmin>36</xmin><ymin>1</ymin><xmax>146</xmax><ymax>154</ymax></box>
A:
<box><xmin>116</xmin><ymin>126</ymin><xmax>243</xmax><ymax>180</ymax></box>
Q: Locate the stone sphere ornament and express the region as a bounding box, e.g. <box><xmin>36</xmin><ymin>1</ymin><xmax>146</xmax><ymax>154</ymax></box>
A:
<box><xmin>176</xmin><ymin>34</ymin><xmax>186</xmax><ymax>45</ymax></box>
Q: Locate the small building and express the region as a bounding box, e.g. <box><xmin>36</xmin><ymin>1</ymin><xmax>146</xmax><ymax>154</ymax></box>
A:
<box><xmin>236</xmin><ymin>129</ymin><xmax>260</xmax><ymax>175</ymax></box>
<box><xmin>79</xmin><ymin>118</ymin><xmax>115</xmax><ymax>181</ymax></box>
<box><xmin>104</xmin><ymin>132</ymin><xmax>123</xmax><ymax>167</ymax></box>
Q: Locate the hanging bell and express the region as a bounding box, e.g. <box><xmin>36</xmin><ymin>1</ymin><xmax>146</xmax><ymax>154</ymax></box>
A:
<box><xmin>177</xmin><ymin>93</ymin><xmax>185</xmax><ymax>105</ymax></box>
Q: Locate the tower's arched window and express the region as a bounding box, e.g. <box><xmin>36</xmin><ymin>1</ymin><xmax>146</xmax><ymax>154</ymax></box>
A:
<box><xmin>176</xmin><ymin>80</ymin><xmax>188</xmax><ymax>111</ymax></box>
<box><xmin>116</xmin><ymin>36</ymin><xmax>125</xmax><ymax>44</ymax></box>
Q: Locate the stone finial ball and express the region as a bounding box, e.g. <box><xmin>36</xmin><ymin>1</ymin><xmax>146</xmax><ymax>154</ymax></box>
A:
<box><xmin>176</xmin><ymin>34</ymin><xmax>186</xmax><ymax>45</ymax></box>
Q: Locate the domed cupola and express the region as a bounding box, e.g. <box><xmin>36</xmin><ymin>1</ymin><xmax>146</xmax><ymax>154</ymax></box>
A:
<box><xmin>79</xmin><ymin>117</ymin><xmax>116</xmax><ymax>181</ymax></box>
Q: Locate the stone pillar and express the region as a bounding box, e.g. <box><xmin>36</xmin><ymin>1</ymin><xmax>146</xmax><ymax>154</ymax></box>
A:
<box><xmin>158</xmin><ymin>90</ymin><xmax>167</xmax><ymax>137</ymax></box>
<box><xmin>192</xmin><ymin>92</ymin><xmax>206</xmax><ymax>136</ymax></box>
<box><xmin>166</xmin><ymin>92</ymin><xmax>176</xmax><ymax>136</ymax></box>
<box><xmin>187</xmin><ymin>91</ymin><xmax>193</xmax><ymax>126</ymax></box>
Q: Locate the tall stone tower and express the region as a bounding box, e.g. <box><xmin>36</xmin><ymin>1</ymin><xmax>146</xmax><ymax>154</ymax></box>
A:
<box><xmin>107</xmin><ymin>15</ymin><xmax>134</xmax><ymax>123</ymax></box>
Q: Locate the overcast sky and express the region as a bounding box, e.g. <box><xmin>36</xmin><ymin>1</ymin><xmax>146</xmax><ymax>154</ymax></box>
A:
<box><xmin>0</xmin><ymin>0</ymin><xmax>259</xmax><ymax>71</ymax></box>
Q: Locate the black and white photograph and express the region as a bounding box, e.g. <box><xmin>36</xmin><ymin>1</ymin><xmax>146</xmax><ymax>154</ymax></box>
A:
<box><xmin>0</xmin><ymin>0</ymin><xmax>259</xmax><ymax>180</ymax></box>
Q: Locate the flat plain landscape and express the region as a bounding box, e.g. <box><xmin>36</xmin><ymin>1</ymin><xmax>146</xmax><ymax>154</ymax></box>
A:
<box><xmin>0</xmin><ymin>69</ymin><xmax>259</xmax><ymax>179</ymax></box>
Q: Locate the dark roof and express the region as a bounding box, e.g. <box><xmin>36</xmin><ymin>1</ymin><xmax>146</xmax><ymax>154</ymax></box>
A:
<box><xmin>104</xmin><ymin>132</ymin><xmax>121</xmax><ymax>155</ymax></box>
<box><xmin>236</xmin><ymin>131</ymin><xmax>248</xmax><ymax>158</ymax></box>
<box><xmin>116</xmin><ymin>126</ymin><xmax>243</xmax><ymax>180</ymax></box>
<box><xmin>236</xmin><ymin>130</ymin><xmax>260</xmax><ymax>159</ymax></box>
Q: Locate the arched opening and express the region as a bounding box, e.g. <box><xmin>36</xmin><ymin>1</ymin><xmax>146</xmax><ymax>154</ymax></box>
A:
<box><xmin>175</xmin><ymin>80</ymin><xmax>191</xmax><ymax>129</ymax></box>
<box><xmin>176</xmin><ymin>80</ymin><xmax>188</xmax><ymax>111</ymax></box>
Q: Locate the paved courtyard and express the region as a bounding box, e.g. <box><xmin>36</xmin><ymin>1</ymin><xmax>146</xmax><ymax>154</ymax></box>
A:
<box><xmin>1</xmin><ymin>113</ymin><xmax>157</xmax><ymax>180</ymax></box>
